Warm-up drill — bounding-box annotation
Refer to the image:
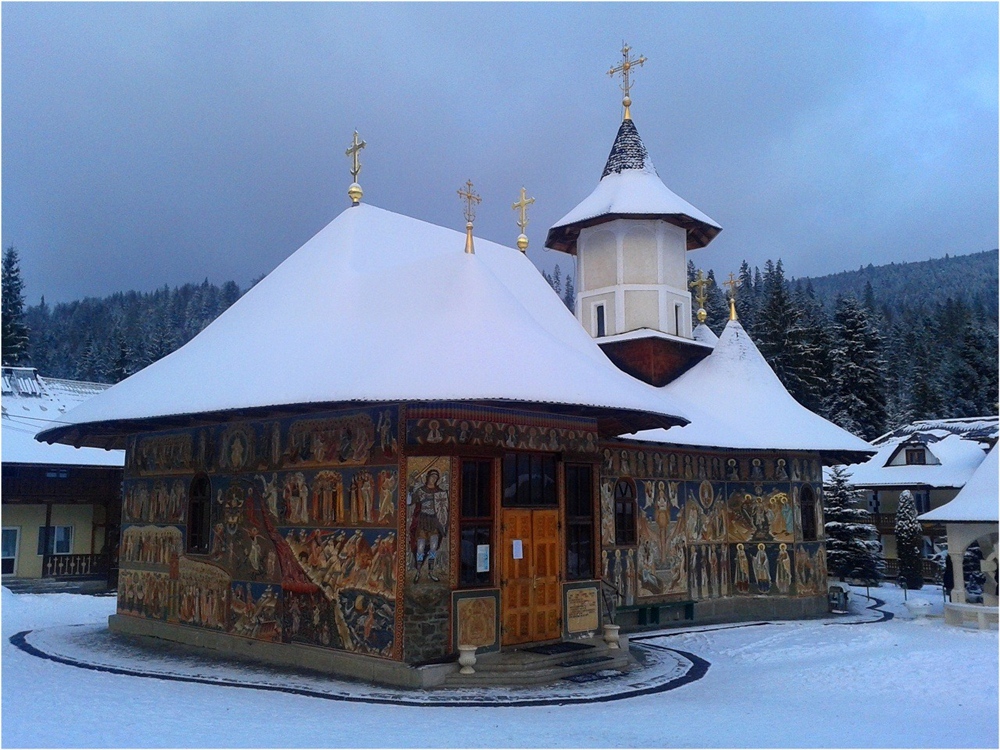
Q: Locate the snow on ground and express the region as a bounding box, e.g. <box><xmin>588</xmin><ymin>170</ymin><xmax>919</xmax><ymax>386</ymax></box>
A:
<box><xmin>2</xmin><ymin>584</ymin><xmax>996</xmax><ymax>748</ymax></box>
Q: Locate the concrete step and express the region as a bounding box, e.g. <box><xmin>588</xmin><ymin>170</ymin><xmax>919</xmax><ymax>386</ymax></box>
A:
<box><xmin>440</xmin><ymin>644</ymin><xmax>635</xmax><ymax>688</ymax></box>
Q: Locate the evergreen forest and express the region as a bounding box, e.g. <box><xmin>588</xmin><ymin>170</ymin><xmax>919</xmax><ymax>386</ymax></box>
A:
<box><xmin>3</xmin><ymin>246</ymin><xmax>997</xmax><ymax>442</ymax></box>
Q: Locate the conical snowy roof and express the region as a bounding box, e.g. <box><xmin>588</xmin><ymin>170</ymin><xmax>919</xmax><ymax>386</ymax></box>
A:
<box><xmin>40</xmin><ymin>204</ymin><xmax>691</xmax><ymax>450</ymax></box>
<box><xmin>630</xmin><ymin>319</ymin><xmax>873</xmax><ymax>461</ymax></box>
<box><xmin>920</xmin><ymin>445</ymin><xmax>998</xmax><ymax>523</ymax></box>
<box><xmin>692</xmin><ymin>323</ymin><xmax>719</xmax><ymax>347</ymax></box>
<box><xmin>545</xmin><ymin>119</ymin><xmax>721</xmax><ymax>254</ymax></box>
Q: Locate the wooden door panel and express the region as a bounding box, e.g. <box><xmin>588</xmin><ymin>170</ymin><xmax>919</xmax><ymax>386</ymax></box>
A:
<box><xmin>531</xmin><ymin>509</ymin><xmax>562</xmax><ymax>642</ymax></box>
<box><xmin>501</xmin><ymin>509</ymin><xmax>533</xmax><ymax>645</ymax></box>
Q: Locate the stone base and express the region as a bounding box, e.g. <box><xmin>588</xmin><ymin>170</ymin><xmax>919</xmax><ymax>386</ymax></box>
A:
<box><xmin>691</xmin><ymin>595</ymin><xmax>828</xmax><ymax>625</ymax></box>
<box><xmin>107</xmin><ymin>614</ymin><xmax>457</xmax><ymax>688</ymax></box>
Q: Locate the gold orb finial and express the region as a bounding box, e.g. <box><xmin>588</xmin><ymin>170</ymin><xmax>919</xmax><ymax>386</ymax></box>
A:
<box><xmin>345</xmin><ymin>130</ymin><xmax>366</xmax><ymax>206</ymax></box>
<box><xmin>608</xmin><ymin>42</ymin><xmax>646</xmax><ymax>121</ymax></box>
<box><xmin>512</xmin><ymin>187</ymin><xmax>535</xmax><ymax>254</ymax></box>
<box><xmin>697</xmin><ymin>308</ymin><xmax>707</xmax><ymax>324</ymax></box>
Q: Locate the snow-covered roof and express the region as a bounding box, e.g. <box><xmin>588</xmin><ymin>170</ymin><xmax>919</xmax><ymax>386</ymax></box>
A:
<box><xmin>2</xmin><ymin>368</ymin><xmax>124</xmax><ymax>467</ymax></box>
<box><xmin>845</xmin><ymin>431</ymin><xmax>991</xmax><ymax>489</ymax></box>
<box><xmin>545</xmin><ymin>119</ymin><xmax>721</xmax><ymax>253</ymax></box>
<box><xmin>920</xmin><ymin>445</ymin><xmax>998</xmax><ymax>523</ymax></box>
<box><xmin>39</xmin><ymin>204</ymin><xmax>693</xmax><ymax>450</ymax></box>
<box><xmin>692</xmin><ymin>323</ymin><xmax>719</xmax><ymax>347</ymax></box>
<box><xmin>872</xmin><ymin>417</ymin><xmax>998</xmax><ymax>447</ymax></box>
<box><xmin>627</xmin><ymin>319</ymin><xmax>873</xmax><ymax>460</ymax></box>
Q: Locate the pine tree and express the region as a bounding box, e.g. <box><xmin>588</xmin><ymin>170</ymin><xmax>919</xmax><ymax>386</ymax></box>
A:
<box><xmin>894</xmin><ymin>490</ymin><xmax>924</xmax><ymax>590</ymax></box>
<box><xmin>562</xmin><ymin>274</ymin><xmax>575</xmax><ymax>312</ymax></box>
<box><xmin>828</xmin><ymin>294</ymin><xmax>887</xmax><ymax>440</ymax></box>
<box><xmin>823</xmin><ymin>466</ymin><xmax>884</xmax><ymax>582</ymax></box>
<box><xmin>2</xmin><ymin>246</ymin><xmax>30</xmax><ymax>365</ymax></box>
<box><xmin>704</xmin><ymin>270</ymin><xmax>729</xmax><ymax>334</ymax></box>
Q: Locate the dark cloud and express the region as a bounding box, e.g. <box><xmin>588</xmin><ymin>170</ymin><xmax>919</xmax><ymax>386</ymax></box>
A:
<box><xmin>3</xmin><ymin>3</ymin><xmax>996</xmax><ymax>303</ymax></box>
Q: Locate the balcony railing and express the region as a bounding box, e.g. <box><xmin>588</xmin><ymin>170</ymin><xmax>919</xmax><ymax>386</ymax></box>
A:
<box><xmin>42</xmin><ymin>553</ymin><xmax>110</xmax><ymax>579</ymax></box>
<box><xmin>883</xmin><ymin>557</ymin><xmax>943</xmax><ymax>583</ymax></box>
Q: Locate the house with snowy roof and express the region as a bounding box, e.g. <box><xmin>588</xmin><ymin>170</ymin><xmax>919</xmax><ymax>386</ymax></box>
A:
<box><xmin>920</xmin><ymin>445</ymin><xmax>998</xmax><ymax>629</ymax></box>
<box><xmin>38</xmin><ymin>48</ymin><xmax>872</xmax><ymax>686</ymax></box>
<box><xmin>2</xmin><ymin>366</ymin><xmax>124</xmax><ymax>585</ymax></box>
<box><xmin>843</xmin><ymin>417</ymin><xmax>997</xmax><ymax>580</ymax></box>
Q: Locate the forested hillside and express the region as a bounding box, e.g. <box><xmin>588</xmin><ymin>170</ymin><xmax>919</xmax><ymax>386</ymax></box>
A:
<box><xmin>5</xmin><ymin>246</ymin><xmax>997</xmax><ymax>443</ymax></box>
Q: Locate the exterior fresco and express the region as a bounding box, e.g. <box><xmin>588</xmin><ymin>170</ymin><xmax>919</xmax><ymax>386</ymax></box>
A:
<box><xmin>600</xmin><ymin>444</ymin><xmax>826</xmax><ymax>610</ymax></box>
<box><xmin>402</xmin><ymin>456</ymin><xmax>452</xmax><ymax>663</ymax></box>
<box><xmin>117</xmin><ymin>406</ymin><xmax>402</xmax><ymax>659</ymax></box>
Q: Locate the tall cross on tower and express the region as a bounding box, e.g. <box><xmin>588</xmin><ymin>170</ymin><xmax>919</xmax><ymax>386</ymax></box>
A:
<box><xmin>345</xmin><ymin>130</ymin><xmax>366</xmax><ymax>205</ymax></box>
<box><xmin>608</xmin><ymin>42</ymin><xmax>647</xmax><ymax>121</ymax></box>
<box><xmin>458</xmin><ymin>180</ymin><xmax>482</xmax><ymax>254</ymax></box>
<box><xmin>724</xmin><ymin>272</ymin><xmax>742</xmax><ymax>321</ymax></box>
<box><xmin>512</xmin><ymin>187</ymin><xmax>535</xmax><ymax>253</ymax></box>
<box><xmin>689</xmin><ymin>270</ymin><xmax>712</xmax><ymax>323</ymax></box>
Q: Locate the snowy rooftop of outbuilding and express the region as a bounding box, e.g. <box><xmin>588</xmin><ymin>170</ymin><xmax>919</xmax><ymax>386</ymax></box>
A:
<box><xmin>1</xmin><ymin>368</ymin><xmax>124</xmax><ymax>466</ymax></box>
<box><xmin>845</xmin><ymin>430</ymin><xmax>993</xmax><ymax>489</ymax></box>
<box><xmin>545</xmin><ymin>119</ymin><xmax>721</xmax><ymax>253</ymax></box>
<box><xmin>627</xmin><ymin>319</ymin><xmax>873</xmax><ymax>460</ymax></box>
<box><xmin>919</xmin><ymin>445</ymin><xmax>998</xmax><ymax>523</ymax></box>
<box><xmin>872</xmin><ymin>416</ymin><xmax>998</xmax><ymax>446</ymax></box>
<box><xmin>39</xmin><ymin>204</ymin><xmax>693</xmax><ymax>449</ymax></box>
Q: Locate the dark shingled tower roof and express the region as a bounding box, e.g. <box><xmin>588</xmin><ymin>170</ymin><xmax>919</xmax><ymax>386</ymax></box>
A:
<box><xmin>602</xmin><ymin>119</ymin><xmax>653</xmax><ymax>177</ymax></box>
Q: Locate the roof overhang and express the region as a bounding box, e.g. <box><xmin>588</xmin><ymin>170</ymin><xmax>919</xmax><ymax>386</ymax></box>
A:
<box><xmin>545</xmin><ymin>212</ymin><xmax>722</xmax><ymax>255</ymax></box>
<box><xmin>36</xmin><ymin>398</ymin><xmax>689</xmax><ymax>451</ymax></box>
<box><xmin>616</xmin><ymin>434</ymin><xmax>874</xmax><ymax>465</ymax></box>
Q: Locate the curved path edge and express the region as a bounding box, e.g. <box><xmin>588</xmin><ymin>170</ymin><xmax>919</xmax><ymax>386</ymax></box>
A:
<box><xmin>10</xmin><ymin>628</ymin><xmax>710</xmax><ymax>708</ymax></box>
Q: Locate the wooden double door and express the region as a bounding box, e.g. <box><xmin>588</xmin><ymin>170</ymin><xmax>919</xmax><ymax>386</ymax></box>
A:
<box><xmin>500</xmin><ymin>508</ymin><xmax>562</xmax><ymax>645</ymax></box>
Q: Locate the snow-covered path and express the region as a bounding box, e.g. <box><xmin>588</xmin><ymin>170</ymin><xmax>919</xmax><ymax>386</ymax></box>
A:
<box><xmin>3</xmin><ymin>586</ymin><xmax>996</xmax><ymax>748</ymax></box>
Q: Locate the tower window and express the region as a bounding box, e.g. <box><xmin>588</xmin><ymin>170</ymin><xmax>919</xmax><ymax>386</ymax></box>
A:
<box><xmin>674</xmin><ymin>302</ymin><xmax>683</xmax><ymax>335</ymax></box>
<box><xmin>595</xmin><ymin>303</ymin><xmax>606</xmax><ymax>337</ymax></box>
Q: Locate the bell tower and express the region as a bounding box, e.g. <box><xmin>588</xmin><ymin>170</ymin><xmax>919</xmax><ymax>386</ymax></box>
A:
<box><xmin>545</xmin><ymin>45</ymin><xmax>722</xmax><ymax>387</ymax></box>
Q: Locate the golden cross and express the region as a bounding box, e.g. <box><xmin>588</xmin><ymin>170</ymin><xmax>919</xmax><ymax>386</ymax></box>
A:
<box><xmin>724</xmin><ymin>272</ymin><xmax>741</xmax><ymax>321</ymax></box>
<box><xmin>512</xmin><ymin>187</ymin><xmax>535</xmax><ymax>233</ymax></box>
<box><xmin>607</xmin><ymin>42</ymin><xmax>646</xmax><ymax>120</ymax></box>
<box><xmin>458</xmin><ymin>180</ymin><xmax>482</xmax><ymax>224</ymax></box>
<box><xmin>346</xmin><ymin>131</ymin><xmax>366</xmax><ymax>180</ymax></box>
<box><xmin>689</xmin><ymin>270</ymin><xmax>712</xmax><ymax>309</ymax></box>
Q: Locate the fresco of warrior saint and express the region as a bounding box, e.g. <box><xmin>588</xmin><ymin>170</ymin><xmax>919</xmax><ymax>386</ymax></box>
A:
<box><xmin>408</xmin><ymin>467</ymin><xmax>449</xmax><ymax>582</ymax></box>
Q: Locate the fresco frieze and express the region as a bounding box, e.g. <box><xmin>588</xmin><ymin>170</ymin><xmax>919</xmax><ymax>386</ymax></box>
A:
<box><xmin>407</xmin><ymin>417</ymin><xmax>596</xmax><ymax>454</ymax></box>
<box><xmin>285</xmin><ymin>412</ymin><xmax>378</xmax><ymax>467</ymax></box>
<box><xmin>120</xmin><ymin>525</ymin><xmax>183</xmax><ymax>571</ymax></box>
<box><xmin>177</xmin><ymin>557</ymin><xmax>231</xmax><ymax>630</ymax></box>
<box><xmin>123</xmin><ymin>479</ymin><xmax>185</xmax><ymax>524</ymax></box>
<box><xmin>727</xmin><ymin>485</ymin><xmax>795</xmax><ymax>543</ymax></box>
<box><xmin>133</xmin><ymin>433</ymin><xmax>193</xmax><ymax>475</ymax></box>
<box><xmin>118</xmin><ymin>569</ymin><xmax>172</xmax><ymax>620</ymax></box>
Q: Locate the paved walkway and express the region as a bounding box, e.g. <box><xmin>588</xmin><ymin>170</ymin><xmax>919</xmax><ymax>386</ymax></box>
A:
<box><xmin>9</xmin><ymin>591</ymin><xmax>889</xmax><ymax>707</ymax></box>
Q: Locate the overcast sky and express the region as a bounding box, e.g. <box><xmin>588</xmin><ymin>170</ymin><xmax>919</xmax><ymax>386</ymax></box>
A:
<box><xmin>3</xmin><ymin>2</ymin><xmax>997</xmax><ymax>304</ymax></box>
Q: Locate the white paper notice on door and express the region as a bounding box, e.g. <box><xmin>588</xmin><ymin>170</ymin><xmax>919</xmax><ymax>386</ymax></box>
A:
<box><xmin>476</xmin><ymin>544</ymin><xmax>490</xmax><ymax>572</ymax></box>
<box><xmin>512</xmin><ymin>539</ymin><xmax>523</xmax><ymax>560</ymax></box>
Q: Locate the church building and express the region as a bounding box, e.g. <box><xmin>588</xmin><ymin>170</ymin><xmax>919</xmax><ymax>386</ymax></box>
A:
<box><xmin>39</xmin><ymin>47</ymin><xmax>872</xmax><ymax>686</ymax></box>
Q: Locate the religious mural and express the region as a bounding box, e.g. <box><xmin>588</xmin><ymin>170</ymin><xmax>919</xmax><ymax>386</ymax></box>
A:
<box><xmin>402</xmin><ymin>456</ymin><xmax>452</xmax><ymax>663</ymax></box>
<box><xmin>123</xmin><ymin>479</ymin><xmax>186</xmax><ymax>524</ymax></box>
<box><xmin>118</xmin><ymin>406</ymin><xmax>402</xmax><ymax>660</ymax></box>
<box><xmin>601</xmin><ymin>444</ymin><xmax>826</xmax><ymax>609</ymax></box>
<box><xmin>795</xmin><ymin>542</ymin><xmax>827</xmax><ymax>596</ymax></box>
<box><xmin>406</xmin><ymin>406</ymin><xmax>598</xmax><ymax>455</ymax></box>
<box><xmin>726</xmin><ymin>485</ymin><xmax>795</xmax><ymax>543</ymax></box>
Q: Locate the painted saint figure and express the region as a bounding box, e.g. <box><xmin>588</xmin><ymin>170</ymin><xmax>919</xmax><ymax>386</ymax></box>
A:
<box><xmin>408</xmin><ymin>469</ymin><xmax>448</xmax><ymax>582</ymax></box>
<box><xmin>735</xmin><ymin>543</ymin><xmax>750</xmax><ymax>593</ymax></box>
<box><xmin>776</xmin><ymin>543</ymin><xmax>792</xmax><ymax>594</ymax></box>
<box><xmin>753</xmin><ymin>543</ymin><xmax>772</xmax><ymax>593</ymax></box>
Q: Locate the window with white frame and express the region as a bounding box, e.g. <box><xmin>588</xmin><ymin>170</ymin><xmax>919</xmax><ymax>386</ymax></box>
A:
<box><xmin>2</xmin><ymin>528</ymin><xmax>20</xmax><ymax>575</ymax></box>
<box><xmin>37</xmin><ymin>525</ymin><xmax>73</xmax><ymax>556</ymax></box>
